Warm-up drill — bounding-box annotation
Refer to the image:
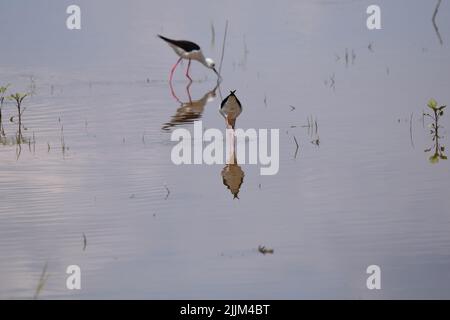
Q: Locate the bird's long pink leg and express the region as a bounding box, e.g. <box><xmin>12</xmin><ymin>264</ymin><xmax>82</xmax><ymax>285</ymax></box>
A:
<box><xmin>185</xmin><ymin>59</ymin><xmax>193</xmax><ymax>81</ymax></box>
<box><xmin>169</xmin><ymin>57</ymin><xmax>182</xmax><ymax>83</ymax></box>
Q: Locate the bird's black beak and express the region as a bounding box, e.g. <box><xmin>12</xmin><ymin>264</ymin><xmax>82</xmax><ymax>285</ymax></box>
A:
<box><xmin>213</xmin><ymin>68</ymin><xmax>221</xmax><ymax>79</ymax></box>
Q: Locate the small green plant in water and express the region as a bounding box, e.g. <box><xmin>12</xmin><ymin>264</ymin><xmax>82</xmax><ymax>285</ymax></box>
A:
<box><xmin>0</xmin><ymin>84</ymin><xmax>10</xmax><ymax>137</ymax></box>
<box><xmin>424</xmin><ymin>98</ymin><xmax>447</xmax><ymax>164</ymax></box>
<box><xmin>0</xmin><ymin>85</ymin><xmax>9</xmax><ymax>106</ymax></box>
<box><xmin>8</xmin><ymin>92</ymin><xmax>28</xmax><ymax>143</ymax></box>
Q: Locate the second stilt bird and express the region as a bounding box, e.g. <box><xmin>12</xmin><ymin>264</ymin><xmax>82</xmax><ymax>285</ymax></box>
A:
<box><xmin>220</xmin><ymin>90</ymin><xmax>242</xmax><ymax>130</ymax></box>
<box><xmin>158</xmin><ymin>35</ymin><xmax>219</xmax><ymax>82</ymax></box>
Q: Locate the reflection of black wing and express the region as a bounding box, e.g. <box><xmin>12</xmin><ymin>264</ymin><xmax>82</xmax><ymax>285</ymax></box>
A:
<box><xmin>158</xmin><ymin>35</ymin><xmax>200</xmax><ymax>52</ymax></box>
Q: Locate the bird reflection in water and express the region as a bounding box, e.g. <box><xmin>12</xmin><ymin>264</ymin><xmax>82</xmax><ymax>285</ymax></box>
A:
<box><xmin>220</xmin><ymin>90</ymin><xmax>245</xmax><ymax>199</ymax></box>
<box><xmin>162</xmin><ymin>82</ymin><xmax>219</xmax><ymax>131</ymax></box>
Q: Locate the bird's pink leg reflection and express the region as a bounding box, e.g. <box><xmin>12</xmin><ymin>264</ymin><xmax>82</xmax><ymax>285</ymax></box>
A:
<box><xmin>169</xmin><ymin>77</ymin><xmax>193</xmax><ymax>104</ymax></box>
<box><xmin>169</xmin><ymin>80</ymin><xmax>181</xmax><ymax>103</ymax></box>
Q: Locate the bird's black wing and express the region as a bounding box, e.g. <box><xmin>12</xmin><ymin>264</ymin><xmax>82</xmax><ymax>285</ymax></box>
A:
<box><xmin>220</xmin><ymin>94</ymin><xmax>230</xmax><ymax>110</ymax></box>
<box><xmin>158</xmin><ymin>35</ymin><xmax>200</xmax><ymax>52</ymax></box>
<box><xmin>220</xmin><ymin>90</ymin><xmax>241</xmax><ymax>109</ymax></box>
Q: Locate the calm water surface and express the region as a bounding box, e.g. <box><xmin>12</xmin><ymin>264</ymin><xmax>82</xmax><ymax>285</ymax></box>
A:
<box><xmin>1</xmin><ymin>0</ymin><xmax>450</xmax><ymax>299</ymax></box>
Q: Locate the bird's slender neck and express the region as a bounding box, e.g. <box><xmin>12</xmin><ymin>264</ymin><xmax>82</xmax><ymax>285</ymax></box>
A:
<box><xmin>198</xmin><ymin>53</ymin><xmax>209</xmax><ymax>67</ymax></box>
<box><xmin>226</xmin><ymin>117</ymin><xmax>236</xmax><ymax>129</ymax></box>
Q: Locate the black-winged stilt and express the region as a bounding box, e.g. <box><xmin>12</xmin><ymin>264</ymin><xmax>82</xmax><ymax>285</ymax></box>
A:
<box><xmin>158</xmin><ymin>35</ymin><xmax>219</xmax><ymax>82</ymax></box>
<box><xmin>220</xmin><ymin>90</ymin><xmax>242</xmax><ymax>129</ymax></box>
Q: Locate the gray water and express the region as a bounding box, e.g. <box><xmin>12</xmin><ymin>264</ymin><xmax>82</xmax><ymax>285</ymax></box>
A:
<box><xmin>1</xmin><ymin>0</ymin><xmax>450</xmax><ymax>299</ymax></box>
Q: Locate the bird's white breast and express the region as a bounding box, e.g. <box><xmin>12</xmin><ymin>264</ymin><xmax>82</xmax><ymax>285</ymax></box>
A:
<box><xmin>222</xmin><ymin>96</ymin><xmax>242</xmax><ymax>117</ymax></box>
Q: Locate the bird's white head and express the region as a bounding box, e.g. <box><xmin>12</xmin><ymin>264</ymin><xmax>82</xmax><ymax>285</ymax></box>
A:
<box><xmin>203</xmin><ymin>57</ymin><xmax>220</xmax><ymax>79</ymax></box>
<box><xmin>206</xmin><ymin>58</ymin><xmax>221</xmax><ymax>79</ymax></box>
<box><xmin>205</xmin><ymin>58</ymin><xmax>216</xmax><ymax>69</ymax></box>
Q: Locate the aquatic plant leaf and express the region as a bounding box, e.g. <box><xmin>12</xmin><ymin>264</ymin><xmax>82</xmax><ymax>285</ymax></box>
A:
<box><xmin>8</xmin><ymin>93</ymin><xmax>27</xmax><ymax>104</ymax></box>
<box><xmin>428</xmin><ymin>100</ymin><xmax>438</xmax><ymax>109</ymax></box>
<box><xmin>429</xmin><ymin>154</ymin><xmax>439</xmax><ymax>164</ymax></box>
<box><xmin>428</xmin><ymin>98</ymin><xmax>438</xmax><ymax>110</ymax></box>
<box><xmin>0</xmin><ymin>84</ymin><xmax>10</xmax><ymax>94</ymax></box>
